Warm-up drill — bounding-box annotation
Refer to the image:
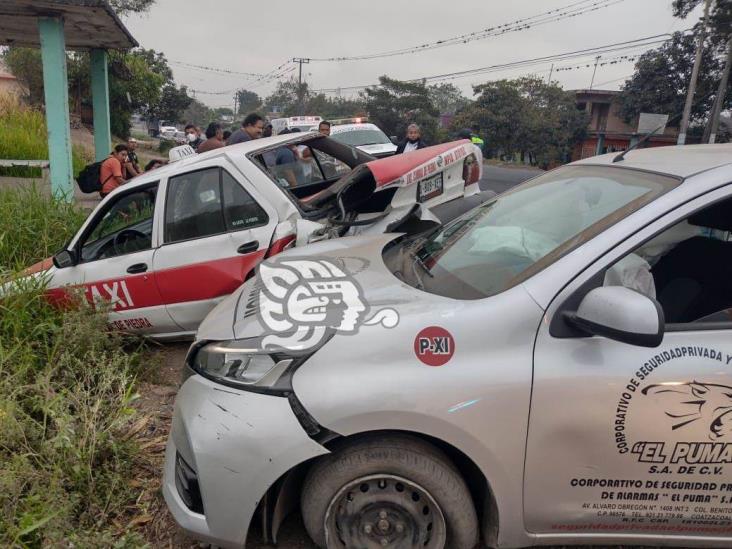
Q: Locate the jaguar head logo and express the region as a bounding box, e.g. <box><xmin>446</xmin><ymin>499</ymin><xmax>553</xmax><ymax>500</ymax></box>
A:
<box><xmin>642</xmin><ymin>382</ymin><xmax>732</xmax><ymax>440</ymax></box>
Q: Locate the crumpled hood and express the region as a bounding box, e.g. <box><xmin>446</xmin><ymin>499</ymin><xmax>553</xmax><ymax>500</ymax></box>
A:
<box><xmin>195</xmin><ymin>232</ymin><xmax>447</xmax><ymax>343</ymax></box>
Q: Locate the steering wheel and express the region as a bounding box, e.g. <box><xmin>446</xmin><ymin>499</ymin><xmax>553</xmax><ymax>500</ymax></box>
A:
<box><xmin>112</xmin><ymin>228</ymin><xmax>149</xmax><ymax>256</ymax></box>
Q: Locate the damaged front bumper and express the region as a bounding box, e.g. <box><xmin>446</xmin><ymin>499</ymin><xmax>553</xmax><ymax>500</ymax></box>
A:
<box><xmin>163</xmin><ymin>374</ymin><xmax>329</xmax><ymax>548</ymax></box>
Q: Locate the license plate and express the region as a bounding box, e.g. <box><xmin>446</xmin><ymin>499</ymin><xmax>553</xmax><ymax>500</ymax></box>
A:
<box><xmin>418</xmin><ymin>173</ymin><xmax>444</xmax><ymax>202</ymax></box>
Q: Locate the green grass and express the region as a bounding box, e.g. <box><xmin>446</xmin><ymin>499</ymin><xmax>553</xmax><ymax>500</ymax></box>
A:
<box><xmin>0</xmin><ymin>185</ymin><xmax>87</xmax><ymax>271</ymax></box>
<box><xmin>0</xmin><ymin>95</ymin><xmax>90</xmax><ymax>178</ymax></box>
<box><xmin>0</xmin><ymin>187</ymin><xmax>151</xmax><ymax>547</ymax></box>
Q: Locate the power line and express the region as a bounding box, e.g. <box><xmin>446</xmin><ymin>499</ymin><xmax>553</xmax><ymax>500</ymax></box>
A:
<box><xmin>308</xmin><ymin>0</ymin><xmax>625</xmax><ymax>62</ymax></box>
<box><xmin>311</xmin><ymin>33</ymin><xmax>676</xmax><ymax>93</ymax></box>
<box><xmin>169</xmin><ymin>60</ymin><xmax>263</xmax><ymax>78</ymax></box>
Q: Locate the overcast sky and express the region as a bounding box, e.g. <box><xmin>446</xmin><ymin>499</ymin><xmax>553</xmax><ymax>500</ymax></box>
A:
<box><xmin>123</xmin><ymin>0</ymin><xmax>702</xmax><ymax>109</ymax></box>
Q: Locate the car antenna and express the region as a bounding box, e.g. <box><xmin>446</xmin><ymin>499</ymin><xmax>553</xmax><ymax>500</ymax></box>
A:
<box><xmin>612</xmin><ymin>111</ymin><xmax>683</xmax><ymax>163</ymax></box>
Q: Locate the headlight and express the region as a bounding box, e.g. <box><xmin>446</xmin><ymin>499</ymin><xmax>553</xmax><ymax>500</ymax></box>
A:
<box><xmin>191</xmin><ymin>339</ymin><xmax>307</xmax><ymax>393</ymax></box>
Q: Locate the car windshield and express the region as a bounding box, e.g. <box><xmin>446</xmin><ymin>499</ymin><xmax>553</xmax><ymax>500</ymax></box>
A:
<box><xmin>383</xmin><ymin>165</ymin><xmax>680</xmax><ymax>299</ymax></box>
<box><xmin>331</xmin><ymin>128</ymin><xmax>392</xmax><ymax>147</ymax></box>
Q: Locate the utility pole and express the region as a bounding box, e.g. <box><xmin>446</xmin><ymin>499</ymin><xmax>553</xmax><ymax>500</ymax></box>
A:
<box><xmin>292</xmin><ymin>57</ymin><xmax>311</xmax><ymax>115</ymax></box>
<box><xmin>233</xmin><ymin>92</ymin><xmax>238</xmax><ymax>117</ymax></box>
<box><xmin>707</xmin><ymin>37</ymin><xmax>731</xmax><ymax>144</ymax></box>
<box><xmin>547</xmin><ymin>63</ymin><xmax>554</xmax><ymax>85</ymax></box>
<box><xmin>678</xmin><ymin>0</ymin><xmax>712</xmax><ymax>145</ymax></box>
<box><xmin>589</xmin><ymin>56</ymin><xmax>601</xmax><ymax>89</ymax></box>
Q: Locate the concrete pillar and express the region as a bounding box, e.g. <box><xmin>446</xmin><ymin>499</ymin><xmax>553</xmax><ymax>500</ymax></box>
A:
<box><xmin>595</xmin><ymin>133</ymin><xmax>605</xmax><ymax>156</ymax></box>
<box><xmin>38</xmin><ymin>17</ymin><xmax>74</xmax><ymax>200</ymax></box>
<box><xmin>90</xmin><ymin>49</ymin><xmax>111</xmax><ymax>161</ymax></box>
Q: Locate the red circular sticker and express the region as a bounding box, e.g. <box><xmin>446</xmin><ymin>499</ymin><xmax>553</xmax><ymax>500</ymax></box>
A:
<box><xmin>414</xmin><ymin>326</ymin><xmax>455</xmax><ymax>367</ymax></box>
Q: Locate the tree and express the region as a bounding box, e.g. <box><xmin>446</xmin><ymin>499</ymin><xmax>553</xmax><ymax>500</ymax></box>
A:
<box><xmin>2</xmin><ymin>48</ymin><xmax>45</xmax><ymax>105</ymax></box>
<box><xmin>108</xmin><ymin>0</ymin><xmax>157</xmax><ymax>15</ymax></box>
<box><xmin>263</xmin><ymin>79</ymin><xmax>304</xmax><ymax>115</ymax></box>
<box><xmin>150</xmin><ymin>84</ymin><xmax>192</xmax><ymax>124</ymax></box>
<box><xmin>453</xmin><ymin>77</ymin><xmax>587</xmax><ymax>166</ymax></box>
<box><xmin>428</xmin><ymin>83</ymin><xmax>470</xmax><ymax>115</ymax></box>
<box><xmin>182</xmin><ymin>98</ymin><xmax>215</xmax><ymax>128</ymax></box>
<box><xmin>673</xmin><ymin>0</ymin><xmax>731</xmax><ymax>45</ymax></box>
<box><xmin>617</xmin><ymin>31</ymin><xmax>729</xmax><ymax>125</ymax></box>
<box><xmin>364</xmin><ymin>76</ymin><xmax>440</xmax><ymax>143</ymax></box>
<box><xmin>236</xmin><ymin>89</ymin><xmax>262</xmax><ymax>115</ymax></box>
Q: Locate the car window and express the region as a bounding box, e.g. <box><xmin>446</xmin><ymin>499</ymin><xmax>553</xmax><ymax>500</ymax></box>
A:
<box><xmin>331</xmin><ymin>128</ymin><xmax>392</xmax><ymax>147</ymax></box>
<box><xmin>604</xmin><ymin>195</ymin><xmax>732</xmax><ymax>326</ymax></box>
<box><xmin>383</xmin><ymin>165</ymin><xmax>679</xmax><ymax>299</ymax></box>
<box><xmin>313</xmin><ymin>149</ymin><xmax>351</xmax><ymax>179</ymax></box>
<box><xmin>165</xmin><ymin>168</ymin><xmax>225</xmax><ymax>243</ymax></box>
<box><xmin>221</xmin><ymin>170</ymin><xmax>268</xmax><ymax>231</ymax></box>
<box><xmin>80</xmin><ymin>186</ymin><xmax>157</xmax><ymax>262</ymax></box>
<box><xmin>165</xmin><ymin>168</ymin><xmax>269</xmax><ymax>243</ymax></box>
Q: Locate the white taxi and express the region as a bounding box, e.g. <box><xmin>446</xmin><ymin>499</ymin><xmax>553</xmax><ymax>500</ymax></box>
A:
<box><xmin>26</xmin><ymin>133</ymin><xmax>482</xmax><ymax>339</ymax></box>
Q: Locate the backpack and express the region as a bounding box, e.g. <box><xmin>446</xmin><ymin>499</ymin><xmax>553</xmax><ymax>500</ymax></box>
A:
<box><xmin>76</xmin><ymin>161</ymin><xmax>113</xmax><ymax>193</ymax></box>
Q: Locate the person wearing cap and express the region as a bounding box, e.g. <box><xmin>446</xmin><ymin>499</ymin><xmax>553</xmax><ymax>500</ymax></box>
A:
<box><xmin>125</xmin><ymin>137</ymin><xmax>141</xmax><ymax>178</ymax></box>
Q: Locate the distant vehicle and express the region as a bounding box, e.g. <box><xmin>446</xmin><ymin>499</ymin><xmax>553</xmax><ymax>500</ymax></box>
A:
<box><xmin>330</xmin><ymin>122</ymin><xmax>398</xmax><ymax>158</ymax></box>
<box><xmin>271</xmin><ymin>116</ymin><xmax>322</xmax><ymax>134</ymax></box>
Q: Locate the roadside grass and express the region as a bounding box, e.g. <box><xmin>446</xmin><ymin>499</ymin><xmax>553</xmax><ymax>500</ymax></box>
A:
<box><xmin>0</xmin><ymin>95</ymin><xmax>90</xmax><ymax>178</ymax></box>
<box><xmin>0</xmin><ymin>186</ymin><xmax>163</xmax><ymax>547</ymax></box>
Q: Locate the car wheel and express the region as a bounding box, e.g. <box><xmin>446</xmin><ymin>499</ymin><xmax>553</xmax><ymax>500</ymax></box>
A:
<box><xmin>301</xmin><ymin>434</ymin><xmax>479</xmax><ymax>549</ymax></box>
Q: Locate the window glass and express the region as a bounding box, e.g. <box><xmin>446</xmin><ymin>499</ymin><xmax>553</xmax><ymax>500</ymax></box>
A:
<box><xmin>313</xmin><ymin>149</ymin><xmax>351</xmax><ymax>179</ymax></box>
<box><xmin>604</xmin><ymin>196</ymin><xmax>732</xmax><ymax>325</ymax></box>
<box><xmin>165</xmin><ymin>168</ymin><xmax>224</xmax><ymax>243</ymax></box>
<box><xmin>81</xmin><ymin>187</ymin><xmax>157</xmax><ymax>261</ymax></box>
<box><xmin>383</xmin><ymin>166</ymin><xmax>679</xmax><ymax>299</ymax></box>
<box><xmin>221</xmin><ymin>171</ymin><xmax>268</xmax><ymax>231</ymax></box>
<box><xmin>331</xmin><ymin>128</ymin><xmax>392</xmax><ymax>147</ymax></box>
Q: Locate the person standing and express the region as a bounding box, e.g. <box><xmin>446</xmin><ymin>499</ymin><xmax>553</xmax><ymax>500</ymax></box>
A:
<box><xmin>184</xmin><ymin>125</ymin><xmax>203</xmax><ymax>150</ymax></box>
<box><xmin>226</xmin><ymin>113</ymin><xmax>265</xmax><ymax>145</ymax></box>
<box><xmin>262</xmin><ymin>123</ymin><xmax>273</xmax><ymax>138</ymax></box>
<box><xmin>318</xmin><ymin>121</ymin><xmax>331</xmax><ymax>136</ymax></box>
<box><xmin>125</xmin><ymin>137</ymin><xmax>141</xmax><ymax>178</ymax></box>
<box><xmin>197</xmin><ymin>122</ymin><xmax>226</xmax><ymax>153</ymax></box>
<box><xmin>99</xmin><ymin>144</ymin><xmax>129</xmax><ymax>198</ymax></box>
<box><xmin>395</xmin><ymin>124</ymin><xmax>427</xmax><ymax>154</ymax></box>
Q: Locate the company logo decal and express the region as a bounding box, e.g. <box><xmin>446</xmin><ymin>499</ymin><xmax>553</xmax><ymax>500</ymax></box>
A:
<box><xmin>414</xmin><ymin>326</ymin><xmax>455</xmax><ymax>366</ymax></box>
<box><xmin>643</xmin><ymin>382</ymin><xmax>732</xmax><ymax>440</ymax></box>
<box><xmin>255</xmin><ymin>256</ymin><xmax>398</xmax><ymax>352</ymax></box>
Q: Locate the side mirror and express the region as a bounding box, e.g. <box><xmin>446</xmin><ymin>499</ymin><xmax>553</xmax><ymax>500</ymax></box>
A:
<box><xmin>53</xmin><ymin>249</ymin><xmax>77</xmax><ymax>269</ymax></box>
<box><xmin>390</xmin><ymin>136</ymin><xmax>398</xmax><ymax>145</ymax></box>
<box><xmin>566</xmin><ymin>286</ymin><xmax>664</xmax><ymax>347</ymax></box>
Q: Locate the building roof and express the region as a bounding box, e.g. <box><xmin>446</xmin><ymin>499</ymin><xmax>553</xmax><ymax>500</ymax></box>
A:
<box><xmin>0</xmin><ymin>0</ymin><xmax>138</xmax><ymax>50</ymax></box>
<box><xmin>574</xmin><ymin>144</ymin><xmax>732</xmax><ymax>178</ymax></box>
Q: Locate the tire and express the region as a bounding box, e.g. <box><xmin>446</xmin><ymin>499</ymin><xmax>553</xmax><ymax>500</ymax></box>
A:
<box><xmin>301</xmin><ymin>434</ymin><xmax>479</xmax><ymax>549</ymax></box>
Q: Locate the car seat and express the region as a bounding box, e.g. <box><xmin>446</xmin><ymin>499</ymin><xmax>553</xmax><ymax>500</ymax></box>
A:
<box><xmin>652</xmin><ymin>198</ymin><xmax>732</xmax><ymax>324</ymax></box>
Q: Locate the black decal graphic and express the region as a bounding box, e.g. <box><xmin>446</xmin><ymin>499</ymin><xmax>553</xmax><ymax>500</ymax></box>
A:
<box><xmin>642</xmin><ymin>382</ymin><xmax>732</xmax><ymax>440</ymax></box>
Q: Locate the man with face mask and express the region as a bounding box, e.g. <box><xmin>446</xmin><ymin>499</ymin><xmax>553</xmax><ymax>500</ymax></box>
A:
<box><xmin>184</xmin><ymin>124</ymin><xmax>203</xmax><ymax>150</ymax></box>
<box><xmin>395</xmin><ymin>123</ymin><xmax>427</xmax><ymax>154</ymax></box>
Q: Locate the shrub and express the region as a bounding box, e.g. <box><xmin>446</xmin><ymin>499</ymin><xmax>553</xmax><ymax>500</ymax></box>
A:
<box><xmin>0</xmin><ymin>94</ymin><xmax>90</xmax><ymax>178</ymax></box>
<box><xmin>0</xmin><ymin>187</ymin><xmax>150</xmax><ymax>546</ymax></box>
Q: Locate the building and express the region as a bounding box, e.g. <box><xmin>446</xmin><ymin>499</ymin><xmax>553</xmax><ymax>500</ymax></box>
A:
<box><xmin>572</xmin><ymin>89</ymin><xmax>679</xmax><ymax>161</ymax></box>
<box><xmin>0</xmin><ymin>61</ymin><xmax>26</xmax><ymax>97</ymax></box>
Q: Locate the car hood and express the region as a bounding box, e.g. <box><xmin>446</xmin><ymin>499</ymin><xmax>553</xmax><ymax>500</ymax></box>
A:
<box><xmin>356</xmin><ymin>143</ymin><xmax>397</xmax><ymax>157</ymax></box>
<box><xmin>195</xmin><ymin>232</ymin><xmax>449</xmax><ymax>343</ymax></box>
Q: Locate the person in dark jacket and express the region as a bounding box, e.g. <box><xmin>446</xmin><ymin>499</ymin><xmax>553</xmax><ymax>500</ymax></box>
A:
<box><xmin>395</xmin><ymin>123</ymin><xmax>427</xmax><ymax>154</ymax></box>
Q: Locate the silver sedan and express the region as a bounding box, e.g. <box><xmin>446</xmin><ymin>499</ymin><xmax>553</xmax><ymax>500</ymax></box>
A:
<box><xmin>164</xmin><ymin>144</ymin><xmax>732</xmax><ymax>548</ymax></box>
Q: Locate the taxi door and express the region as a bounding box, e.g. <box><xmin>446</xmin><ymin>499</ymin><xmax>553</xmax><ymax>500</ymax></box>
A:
<box><xmin>152</xmin><ymin>160</ymin><xmax>277</xmax><ymax>332</ymax></box>
<box><xmin>524</xmin><ymin>185</ymin><xmax>732</xmax><ymax>544</ymax></box>
<box><xmin>48</xmin><ymin>182</ymin><xmax>177</xmax><ymax>334</ymax></box>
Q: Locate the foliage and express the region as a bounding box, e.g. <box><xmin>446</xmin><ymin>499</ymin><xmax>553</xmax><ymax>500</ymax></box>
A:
<box><xmin>182</xmin><ymin>97</ymin><xmax>215</xmax><ymax>128</ymax></box>
<box><xmin>673</xmin><ymin>0</ymin><xmax>732</xmax><ymax>44</ymax></box>
<box><xmin>617</xmin><ymin>31</ymin><xmax>729</xmax><ymax>126</ymax></box>
<box><xmin>236</xmin><ymin>89</ymin><xmax>262</xmax><ymax>115</ymax></box>
<box><xmin>428</xmin><ymin>83</ymin><xmax>470</xmax><ymax>115</ymax></box>
<box><xmin>108</xmin><ymin>0</ymin><xmax>157</xmax><ymax>15</ymax></box>
<box><xmin>0</xmin><ymin>187</ymin><xmax>149</xmax><ymax>546</ymax></box>
<box><xmin>262</xmin><ymin>79</ymin><xmax>366</xmax><ymax>119</ymax></box>
<box><xmin>214</xmin><ymin>107</ymin><xmax>233</xmax><ymax>118</ymax></box>
<box><xmin>364</xmin><ymin>76</ymin><xmax>440</xmax><ymax>143</ymax></box>
<box><xmin>453</xmin><ymin>76</ymin><xmax>587</xmax><ymax>166</ymax></box>
<box><xmin>0</xmin><ymin>95</ymin><xmax>90</xmax><ymax>178</ymax></box>
<box><xmin>1</xmin><ymin>46</ymin><xmax>190</xmax><ymax>139</ymax></box>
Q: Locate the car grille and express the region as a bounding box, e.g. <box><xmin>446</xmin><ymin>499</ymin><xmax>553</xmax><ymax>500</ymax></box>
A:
<box><xmin>175</xmin><ymin>452</ymin><xmax>204</xmax><ymax>514</ymax></box>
